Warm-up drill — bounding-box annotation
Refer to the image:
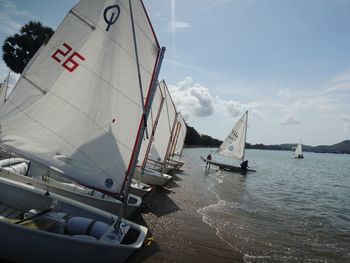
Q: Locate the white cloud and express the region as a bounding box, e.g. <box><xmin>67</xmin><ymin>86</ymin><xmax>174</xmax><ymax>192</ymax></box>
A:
<box><xmin>201</xmin><ymin>0</ymin><xmax>233</xmax><ymax>11</ymax></box>
<box><xmin>164</xmin><ymin>59</ymin><xmax>208</xmax><ymax>74</ymax></box>
<box><xmin>281</xmin><ymin>114</ymin><xmax>301</xmax><ymax>126</ymax></box>
<box><xmin>168</xmin><ymin>77</ymin><xmax>248</xmax><ymax>120</ymax></box>
<box><xmin>217</xmin><ymin>100</ymin><xmax>243</xmax><ymax>118</ymax></box>
<box><xmin>0</xmin><ymin>0</ymin><xmax>36</xmax><ymax>34</ymax></box>
<box><xmin>330</xmin><ymin>69</ymin><xmax>350</xmax><ymax>83</ymax></box>
<box><xmin>341</xmin><ymin>115</ymin><xmax>350</xmax><ymax>132</ymax></box>
<box><xmin>327</xmin><ymin>69</ymin><xmax>350</xmax><ymax>93</ymax></box>
<box><xmin>278</xmin><ymin>88</ymin><xmax>292</xmax><ymax>98</ymax></box>
<box><xmin>170</xmin><ymin>20</ymin><xmax>189</xmax><ymax>28</ymax></box>
<box><xmin>291</xmin><ymin>96</ymin><xmax>336</xmax><ymax>113</ymax></box>
<box><xmin>168</xmin><ymin>77</ymin><xmax>214</xmax><ymax>119</ymax></box>
<box><xmin>327</xmin><ymin>82</ymin><xmax>350</xmax><ymax>93</ymax></box>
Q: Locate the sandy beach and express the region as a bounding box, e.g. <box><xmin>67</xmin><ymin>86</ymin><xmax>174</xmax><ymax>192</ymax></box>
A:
<box><xmin>128</xmin><ymin>159</ymin><xmax>243</xmax><ymax>262</ymax></box>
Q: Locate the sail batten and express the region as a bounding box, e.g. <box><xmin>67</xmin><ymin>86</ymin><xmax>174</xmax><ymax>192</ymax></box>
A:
<box><xmin>0</xmin><ymin>0</ymin><xmax>162</xmax><ymax>196</ymax></box>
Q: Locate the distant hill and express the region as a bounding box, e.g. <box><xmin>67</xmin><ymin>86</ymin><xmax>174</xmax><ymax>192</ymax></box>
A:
<box><xmin>247</xmin><ymin>140</ymin><xmax>350</xmax><ymax>154</ymax></box>
<box><xmin>184</xmin><ymin>124</ymin><xmax>350</xmax><ymax>154</ymax></box>
<box><xmin>184</xmin><ymin>124</ymin><xmax>222</xmax><ymax>147</ymax></box>
<box><xmin>313</xmin><ymin>140</ymin><xmax>350</xmax><ymax>154</ymax></box>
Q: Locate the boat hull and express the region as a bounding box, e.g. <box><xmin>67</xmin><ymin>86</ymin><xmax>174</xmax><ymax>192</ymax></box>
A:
<box><xmin>0</xmin><ymin>162</ymin><xmax>141</xmax><ymax>219</ymax></box>
<box><xmin>134</xmin><ymin>167</ymin><xmax>172</xmax><ymax>186</ymax></box>
<box><xmin>130</xmin><ymin>179</ymin><xmax>152</xmax><ymax>198</ymax></box>
<box><xmin>200</xmin><ymin>156</ymin><xmax>256</xmax><ymax>173</ymax></box>
<box><xmin>0</xmin><ymin>177</ymin><xmax>147</xmax><ymax>263</ymax></box>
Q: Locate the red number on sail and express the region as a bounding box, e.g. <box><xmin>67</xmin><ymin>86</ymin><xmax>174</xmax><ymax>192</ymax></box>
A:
<box><xmin>52</xmin><ymin>43</ymin><xmax>85</xmax><ymax>72</ymax></box>
<box><xmin>62</xmin><ymin>52</ymin><xmax>86</xmax><ymax>72</ymax></box>
<box><xmin>51</xmin><ymin>43</ymin><xmax>72</xmax><ymax>63</ymax></box>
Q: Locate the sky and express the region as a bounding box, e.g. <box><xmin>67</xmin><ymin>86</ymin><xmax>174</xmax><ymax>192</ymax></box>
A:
<box><xmin>1</xmin><ymin>0</ymin><xmax>350</xmax><ymax>146</ymax></box>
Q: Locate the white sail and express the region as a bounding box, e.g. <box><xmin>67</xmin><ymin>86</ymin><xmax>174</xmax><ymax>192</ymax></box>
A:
<box><xmin>172</xmin><ymin>113</ymin><xmax>186</xmax><ymax>156</ymax></box>
<box><xmin>149</xmin><ymin>80</ymin><xmax>177</xmax><ymax>162</ymax></box>
<box><xmin>0</xmin><ymin>0</ymin><xmax>161</xmax><ymax>196</ymax></box>
<box><xmin>294</xmin><ymin>143</ymin><xmax>303</xmax><ymax>157</ymax></box>
<box><xmin>138</xmin><ymin>81</ymin><xmax>164</xmax><ymax>167</ymax></box>
<box><xmin>217</xmin><ymin>111</ymin><xmax>248</xmax><ymax>161</ymax></box>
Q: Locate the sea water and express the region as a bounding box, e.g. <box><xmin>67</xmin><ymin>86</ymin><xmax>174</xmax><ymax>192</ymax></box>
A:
<box><xmin>185</xmin><ymin>148</ymin><xmax>350</xmax><ymax>263</ymax></box>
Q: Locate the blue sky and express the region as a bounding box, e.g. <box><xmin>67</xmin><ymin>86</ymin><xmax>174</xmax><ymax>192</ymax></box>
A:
<box><xmin>1</xmin><ymin>0</ymin><xmax>350</xmax><ymax>146</ymax></box>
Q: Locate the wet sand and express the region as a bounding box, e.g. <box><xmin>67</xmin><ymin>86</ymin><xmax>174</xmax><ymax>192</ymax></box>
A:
<box><xmin>128</xmin><ymin>161</ymin><xmax>243</xmax><ymax>262</ymax></box>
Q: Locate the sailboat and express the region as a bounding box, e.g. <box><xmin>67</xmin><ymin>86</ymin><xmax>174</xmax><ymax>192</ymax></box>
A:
<box><xmin>165</xmin><ymin>112</ymin><xmax>187</xmax><ymax>169</ymax></box>
<box><xmin>133</xmin><ymin>80</ymin><xmax>173</xmax><ymax>186</ymax></box>
<box><xmin>146</xmin><ymin>80</ymin><xmax>182</xmax><ymax>172</ymax></box>
<box><xmin>201</xmin><ymin>111</ymin><xmax>255</xmax><ymax>173</ymax></box>
<box><xmin>294</xmin><ymin>143</ymin><xmax>304</xmax><ymax>159</ymax></box>
<box><xmin>0</xmin><ymin>0</ymin><xmax>165</xmax><ymax>262</ymax></box>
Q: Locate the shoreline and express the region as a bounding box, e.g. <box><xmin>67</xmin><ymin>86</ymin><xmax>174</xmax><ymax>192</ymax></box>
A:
<box><xmin>128</xmin><ymin>163</ymin><xmax>243</xmax><ymax>262</ymax></box>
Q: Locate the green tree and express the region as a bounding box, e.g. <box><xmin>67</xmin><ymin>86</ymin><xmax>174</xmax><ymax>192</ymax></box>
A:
<box><xmin>2</xmin><ymin>21</ymin><xmax>54</xmax><ymax>73</ymax></box>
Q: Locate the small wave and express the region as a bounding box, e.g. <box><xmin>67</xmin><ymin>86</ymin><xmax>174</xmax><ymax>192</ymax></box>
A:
<box><xmin>197</xmin><ymin>204</ymin><xmax>241</xmax><ymax>253</ymax></box>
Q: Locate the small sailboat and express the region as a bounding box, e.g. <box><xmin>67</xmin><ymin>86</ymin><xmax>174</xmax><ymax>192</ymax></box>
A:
<box><xmin>201</xmin><ymin>111</ymin><xmax>255</xmax><ymax>173</ymax></box>
<box><xmin>166</xmin><ymin>113</ymin><xmax>187</xmax><ymax>169</ymax></box>
<box><xmin>0</xmin><ymin>0</ymin><xmax>165</xmax><ymax>262</ymax></box>
<box><xmin>146</xmin><ymin>80</ymin><xmax>183</xmax><ymax>173</ymax></box>
<box><xmin>134</xmin><ymin>80</ymin><xmax>173</xmax><ymax>186</ymax></box>
<box><xmin>294</xmin><ymin>143</ymin><xmax>304</xmax><ymax>159</ymax></box>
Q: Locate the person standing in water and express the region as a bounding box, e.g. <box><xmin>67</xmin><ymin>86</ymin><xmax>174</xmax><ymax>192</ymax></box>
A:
<box><xmin>206</xmin><ymin>154</ymin><xmax>212</xmax><ymax>169</ymax></box>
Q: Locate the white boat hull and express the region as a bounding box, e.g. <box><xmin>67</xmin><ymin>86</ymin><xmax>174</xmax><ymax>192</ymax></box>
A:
<box><xmin>0</xmin><ymin>159</ymin><xmax>142</xmax><ymax>218</ymax></box>
<box><xmin>130</xmin><ymin>178</ymin><xmax>152</xmax><ymax>198</ymax></box>
<box><xmin>134</xmin><ymin>167</ymin><xmax>172</xmax><ymax>186</ymax></box>
<box><xmin>0</xmin><ymin>177</ymin><xmax>147</xmax><ymax>263</ymax></box>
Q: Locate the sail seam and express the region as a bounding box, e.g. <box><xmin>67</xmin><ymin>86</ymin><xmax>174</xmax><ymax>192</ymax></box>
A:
<box><xmin>69</xmin><ymin>1</ymin><xmax>159</xmax><ymax>77</ymax></box>
<box><xmin>14</xmin><ymin>68</ymin><xmax>139</xmax><ymax>154</ymax></box>
<box><xmin>22</xmin><ymin>75</ymin><xmax>47</xmax><ymax>95</ymax></box>
<box><xmin>70</xmin><ymin>9</ymin><xmax>96</xmax><ymax>30</ymax></box>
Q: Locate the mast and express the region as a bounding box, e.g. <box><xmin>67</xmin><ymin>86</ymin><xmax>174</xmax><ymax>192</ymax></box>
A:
<box><xmin>242</xmin><ymin>110</ymin><xmax>248</xmax><ymax>161</ymax></box>
<box><xmin>122</xmin><ymin>0</ymin><xmax>165</xmax><ymax>198</ymax></box>
<box><xmin>114</xmin><ymin>0</ymin><xmax>165</xmax><ymax>230</ymax></box>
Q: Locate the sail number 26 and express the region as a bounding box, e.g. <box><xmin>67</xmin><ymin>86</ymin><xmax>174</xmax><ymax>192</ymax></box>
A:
<box><xmin>51</xmin><ymin>43</ymin><xmax>85</xmax><ymax>72</ymax></box>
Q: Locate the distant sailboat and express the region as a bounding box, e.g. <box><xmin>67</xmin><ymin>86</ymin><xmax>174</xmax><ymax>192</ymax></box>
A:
<box><xmin>201</xmin><ymin>111</ymin><xmax>255</xmax><ymax>173</ymax></box>
<box><xmin>294</xmin><ymin>143</ymin><xmax>304</xmax><ymax>159</ymax></box>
